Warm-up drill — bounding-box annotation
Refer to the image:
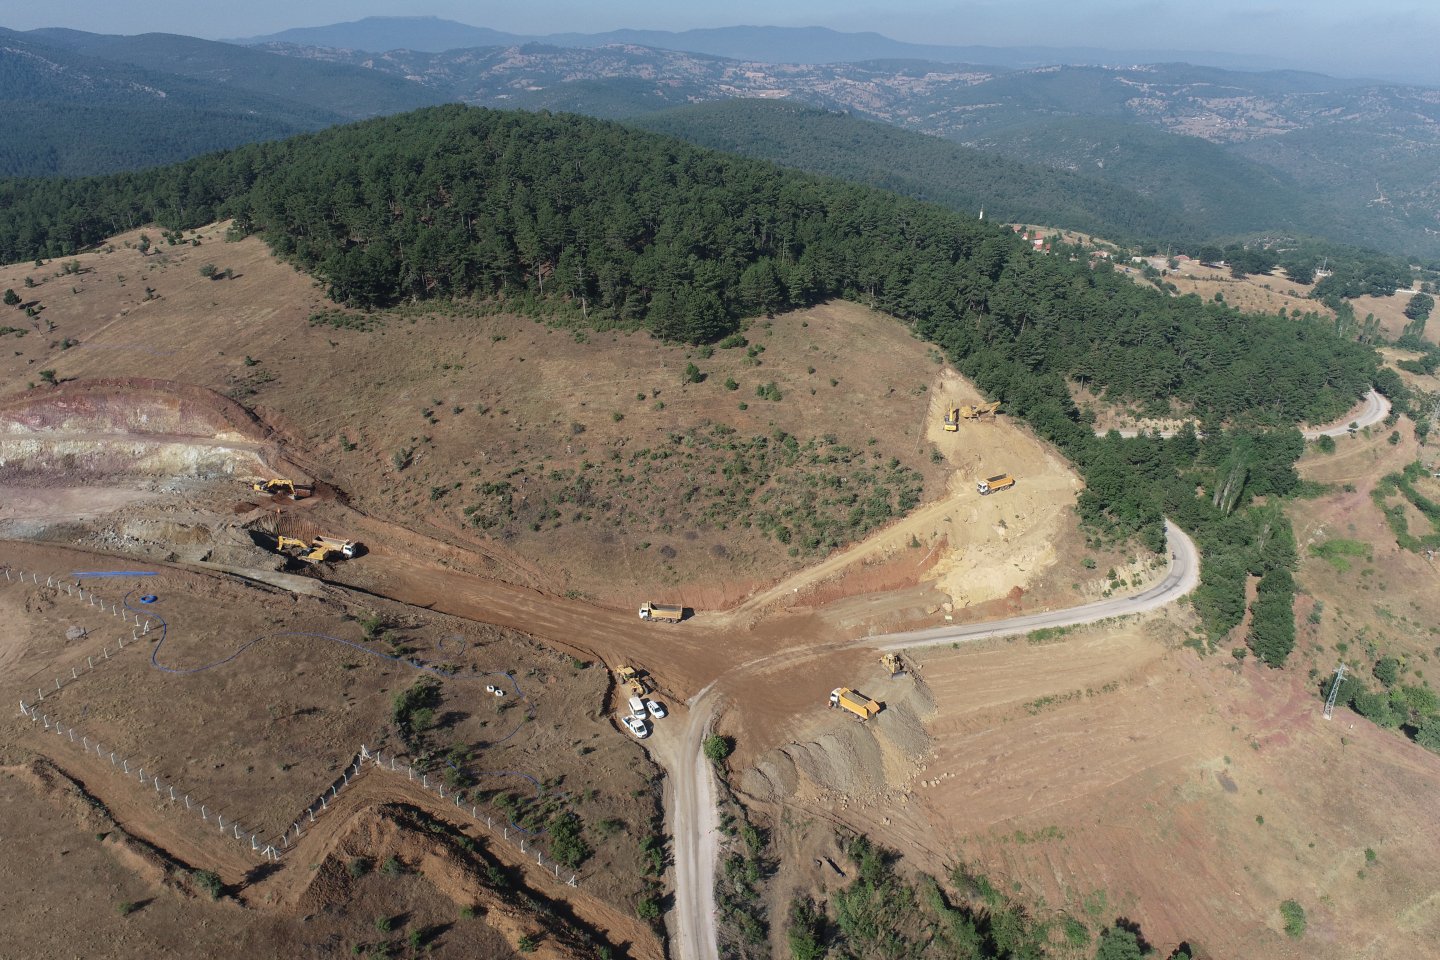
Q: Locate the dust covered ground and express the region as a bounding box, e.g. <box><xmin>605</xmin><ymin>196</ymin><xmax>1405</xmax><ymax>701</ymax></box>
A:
<box><xmin>0</xmin><ymin>227</ymin><xmax>969</xmax><ymax>605</ymax></box>
<box><xmin>17</xmin><ymin>220</ymin><xmax>1390</xmax><ymax>960</ymax></box>
<box><xmin>0</xmin><ymin>541</ymin><xmax>665</xmax><ymax>958</ymax></box>
<box><xmin>738</xmin><ymin>609</ymin><xmax>1440</xmax><ymax>959</ymax></box>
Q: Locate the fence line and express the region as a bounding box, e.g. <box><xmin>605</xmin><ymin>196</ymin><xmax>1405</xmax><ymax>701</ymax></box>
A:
<box><xmin>17</xmin><ymin>699</ymin><xmax>278</xmax><ymax>861</ymax></box>
<box><xmin>6</xmin><ymin>566</ymin><xmax>576</xmax><ymax>884</ymax></box>
<box><xmin>3</xmin><ymin>566</ymin><xmax>158</xmax><ymax>703</ymax></box>
<box><xmin>276</xmin><ymin>745</ymin><xmax>577</xmax><ymax>887</ymax></box>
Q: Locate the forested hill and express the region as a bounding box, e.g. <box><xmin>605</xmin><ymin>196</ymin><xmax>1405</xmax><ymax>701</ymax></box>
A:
<box><xmin>629</xmin><ymin>100</ymin><xmax>1203</xmax><ymax>245</ymax></box>
<box><xmin>0</xmin><ymin>29</ymin><xmax>343</xmax><ymax>178</ymax></box>
<box><xmin>0</xmin><ymin>104</ymin><xmax>1375</xmax><ymax>436</ymax></box>
<box><xmin>0</xmin><ymin>27</ymin><xmax>443</xmax><ymax>178</ymax></box>
<box><xmin>2</xmin><ymin>103</ymin><xmax>1381</xmax><ymax>664</ymax></box>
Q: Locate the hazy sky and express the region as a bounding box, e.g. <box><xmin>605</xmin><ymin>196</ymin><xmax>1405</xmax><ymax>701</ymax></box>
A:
<box><xmin>5</xmin><ymin>1</ymin><xmax>1436</xmax><ymax>83</ymax></box>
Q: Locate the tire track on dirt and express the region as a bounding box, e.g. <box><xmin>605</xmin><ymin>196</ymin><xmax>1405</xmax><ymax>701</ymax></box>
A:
<box><xmin>666</xmin><ymin>521</ymin><xmax>1200</xmax><ymax>960</ymax></box>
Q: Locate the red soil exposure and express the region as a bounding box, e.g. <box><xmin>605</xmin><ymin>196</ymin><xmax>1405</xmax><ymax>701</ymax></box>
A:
<box><xmin>0</xmin><ymin>377</ymin><xmax>274</xmax><ymax>440</ymax></box>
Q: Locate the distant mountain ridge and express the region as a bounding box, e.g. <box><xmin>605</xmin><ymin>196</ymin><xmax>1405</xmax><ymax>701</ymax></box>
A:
<box><xmin>26</xmin><ymin>28</ymin><xmax>443</xmax><ymax>119</ymax></box>
<box><xmin>245</xmin><ymin>39</ymin><xmax>1438</xmax><ymax>256</ymax></box>
<box><xmin>628</xmin><ymin>101</ymin><xmax>1208</xmax><ymax>243</ymax></box>
<box><xmin>0</xmin><ymin>26</ymin><xmax>444</xmax><ymax>177</ymax></box>
<box><xmin>6</xmin><ymin>22</ymin><xmax>1439</xmax><ymax>260</ymax></box>
<box><xmin>230</xmin><ymin>16</ymin><xmax>1305</xmax><ymax>75</ymax></box>
<box><xmin>0</xmin><ymin>28</ymin><xmax>345</xmax><ymax>177</ymax></box>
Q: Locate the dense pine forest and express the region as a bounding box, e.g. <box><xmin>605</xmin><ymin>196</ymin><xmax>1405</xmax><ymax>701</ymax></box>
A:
<box><xmin>0</xmin><ymin>104</ymin><xmax>1388</xmax><ymax>664</ymax></box>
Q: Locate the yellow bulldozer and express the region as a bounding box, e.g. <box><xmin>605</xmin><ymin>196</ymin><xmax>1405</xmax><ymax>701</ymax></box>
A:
<box><xmin>957</xmin><ymin>401</ymin><xmax>1001</xmax><ymax>420</ymax></box>
<box><xmin>880</xmin><ymin>652</ymin><xmax>907</xmax><ymax>677</ymax></box>
<box><xmin>615</xmin><ymin>664</ymin><xmax>649</xmax><ymax>698</ymax></box>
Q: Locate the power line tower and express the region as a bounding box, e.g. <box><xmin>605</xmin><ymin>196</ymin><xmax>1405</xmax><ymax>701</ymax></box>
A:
<box><xmin>1323</xmin><ymin>663</ymin><xmax>1347</xmax><ymax>720</ymax></box>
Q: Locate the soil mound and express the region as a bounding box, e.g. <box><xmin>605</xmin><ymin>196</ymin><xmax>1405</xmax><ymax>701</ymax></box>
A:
<box><xmin>741</xmin><ymin>674</ymin><xmax>936</xmax><ymax>803</ymax></box>
<box><xmin>0</xmin><ymin>378</ymin><xmax>269</xmax><ymax>440</ymax></box>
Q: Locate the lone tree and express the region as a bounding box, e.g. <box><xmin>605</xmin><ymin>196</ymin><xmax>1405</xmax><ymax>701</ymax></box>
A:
<box><xmin>2</xmin><ymin>288</ymin><xmax>18</xmax><ymax>306</ymax></box>
<box><xmin>39</xmin><ymin>369</ymin><xmax>57</xmax><ymax>386</ymax></box>
<box><xmin>199</xmin><ymin>263</ymin><xmax>217</xmax><ymax>279</ymax></box>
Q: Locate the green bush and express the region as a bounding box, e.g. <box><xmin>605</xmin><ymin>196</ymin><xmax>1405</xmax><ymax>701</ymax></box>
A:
<box><xmin>1416</xmin><ymin>715</ymin><xmax>1440</xmax><ymax>754</ymax></box>
<box><xmin>703</xmin><ymin>734</ymin><xmax>733</xmax><ymax>763</ymax></box>
<box><xmin>192</xmin><ymin>869</ymin><xmax>223</xmax><ymax>900</ymax></box>
<box><xmin>1280</xmin><ymin>899</ymin><xmax>1307</xmax><ymax>938</ymax></box>
<box><xmin>1373</xmin><ymin>657</ymin><xmax>1400</xmax><ymax>686</ymax></box>
<box><xmin>548</xmin><ymin>811</ymin><xmax>592</xmax><ymax>868</ymax></box>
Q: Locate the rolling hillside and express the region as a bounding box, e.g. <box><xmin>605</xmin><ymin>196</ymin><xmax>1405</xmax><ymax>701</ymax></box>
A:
<box><xmin>0</xmin><ymin>27</ymin><xmax>442</xmax><ymax>177</ymax></box>
<box><xmin>27</xmin><ymin>28</ymin><xmax>443</xmax><ymax>120</ymax></box>
<box><xmin>233</xmin><ymin>17</ymin><xmax>1304</xmax><ymax>74</ymax></box>
<box><xmin>255</xmin><ymin>41</ymin><xmax>1440</xmax><ymax>258</ymax></box>
<box><xmin>0</xmin><ymin>29</ymin><xmax>345</xmax><ymax>177</ymax></box>
<box><xmin>629</xmin><ymin>101</ymin><xmax>1204</xmax><ymax>244</ymax></box>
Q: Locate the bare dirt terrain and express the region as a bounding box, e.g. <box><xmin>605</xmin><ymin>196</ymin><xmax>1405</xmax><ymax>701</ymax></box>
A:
<box><xmin>0</xmin><ymin>230</ymin><xmax>966</xmax><ymax>605</ymax></box>
<box><xmin>0</xmin><ymin>541</ymin><xmax>665</xmax><ymax>959</ymax></box>
<box><xmin>6</xmin><ymin>222</ymin><xmax>1438</xmax><ymax>960</ymax></box>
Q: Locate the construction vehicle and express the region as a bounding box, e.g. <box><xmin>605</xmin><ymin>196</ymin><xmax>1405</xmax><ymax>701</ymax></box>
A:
<box><xmin>958</xmin><ymin>401</ymin><xmax>1002</xmax><ymax>420</ymax></box>
<box><xmin>273</xmin><ymin>533</ymin><xmax>359</xmax><ymax>564</ymax></box>
<box><xmin>615</xmin><ymin>665</ymin><xmax>648</xmax><ymax>698</ymax></box>
<box><xmin>638</xmin><ymin>602</ymin><xmax>685</xmax><ymax>623</ymax></box>
<box><xmin>977</xmin><ymin>473</ymin><xmax>1016</xmax><ymax>495</ymax></box>
<box><xmin>880</xmin><ymin>652</ymin><xmax>907</xmax><ymax>678</ymax></box>
<box><xmin>250</xmin><ymin>478</ymin><xmax>311</xmax><ymax>500</ymax></box>
<box><xmin>311</xmin><ymin>535</ymin><xmax>359</xmax><ymax>559</ymax></box>
<box><xmin>829</xmin><ymin>687</ymin><xmax>882</xmax><ymax>720</ymax></box>
<box><xmin>943</xmin><ymin>408</ymin><xmax>961</xmax><ymax>432</ymax></box>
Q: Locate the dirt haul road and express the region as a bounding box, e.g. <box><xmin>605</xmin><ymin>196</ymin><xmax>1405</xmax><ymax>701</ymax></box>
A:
<box><xmin>667</xmin><ymin>521</ymin><xmax>1200</xmax><ymax>960</ymax></box>
<box><xmin>1104</xmin><ymin>388</ymin><xmax>1390</xmax><ymax>439</ymax></box>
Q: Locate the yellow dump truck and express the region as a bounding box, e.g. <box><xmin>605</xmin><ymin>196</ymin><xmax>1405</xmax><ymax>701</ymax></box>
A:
<box><xmin>272</xmin><ymin>533</ymin><xmax>359</xmax><ymax>563</ymax></box>
<box><xmin>311</xmin><ymin>535</ymin><xmax>359</xmax><ymax>559</ymax></box>
<box><xmin>638</xmin><ymin>602</ymin><xmax>685</xmax><ymax>623</ymax></box>
<box><xmin>977</xmin><ymin>473</ymin><xmax>1016</xmax><ymax>495</ymax></box>
<box><xmin>829</xmin><ymin>687</ymin><xmax>881</xmax><ymax>720</ymax></box>
<box><xmin>943</xmin><ymin>407</ymin><xmax>961</xmax><ymax>432</ymax></box>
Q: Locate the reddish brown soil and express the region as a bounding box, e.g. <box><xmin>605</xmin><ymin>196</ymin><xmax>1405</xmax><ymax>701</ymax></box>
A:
<box><xmin>11</xmin><ymin>223</ymin><xmax>1437</xmax><ymax>960</ymax></box>
<box><xmin>0</xmin><ymin>540</ymin><xmax>664</xmax><ymax>958</ymax></box>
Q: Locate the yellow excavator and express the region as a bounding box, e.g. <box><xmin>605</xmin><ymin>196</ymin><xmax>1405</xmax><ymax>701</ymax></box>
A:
<box><xmin>251</xmin><ymin>478</ymin><xmax>312</xmax><ymax>500</ymax></box>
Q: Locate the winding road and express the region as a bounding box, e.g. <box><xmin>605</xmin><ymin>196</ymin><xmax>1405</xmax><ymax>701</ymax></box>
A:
<box><xmin>1104</xmin><ymin>388</ymin><xmax>1390</xmax><ymax>440</ymax></box>
<box><xmin>666</xmin><ymin>520</ymin><xmax>1200</xmax><ymax>960</ymax></box>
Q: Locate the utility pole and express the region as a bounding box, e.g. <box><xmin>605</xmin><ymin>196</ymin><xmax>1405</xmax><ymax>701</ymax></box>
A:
<box><xmin>1323</xmin><ymin>663</ymin><xmax>1347</xmax><ymax>720</ymax></box>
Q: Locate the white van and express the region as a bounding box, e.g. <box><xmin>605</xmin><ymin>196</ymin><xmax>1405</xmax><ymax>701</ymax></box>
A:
<box><xmin>627</xmin><ymin>695</ymin><xmax>647</xmax><ymax>718</ymax></box>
